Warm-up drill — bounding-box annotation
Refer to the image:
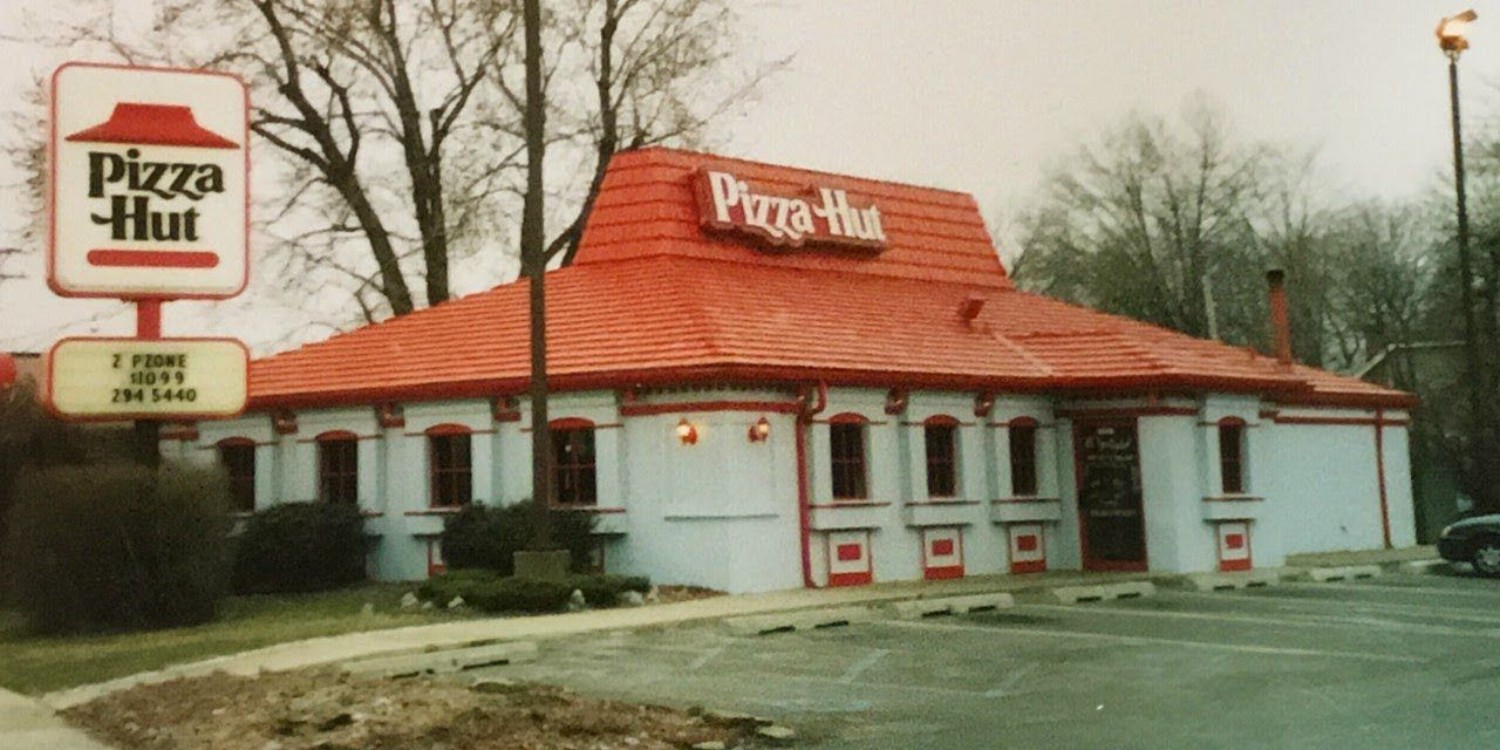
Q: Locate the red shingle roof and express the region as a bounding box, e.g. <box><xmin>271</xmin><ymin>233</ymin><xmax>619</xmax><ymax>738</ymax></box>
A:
<box><xmin>247</xmin><ymin>148</ymin><xmax>1414</xmax><ymax>410</ymax></box>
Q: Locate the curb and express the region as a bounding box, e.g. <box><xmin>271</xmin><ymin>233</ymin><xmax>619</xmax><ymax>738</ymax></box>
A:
<box><xmin>1398</xmin><ymin>559</ymin><xmax>1450</xmax><ymax>575</ymax></box>
<box><xmin>1306</xmin><ymin>565</ymin><xmax>1382</xmax><ymax>582</ymax></box>
<box><xmin>1050</xmin><ymin>581</ymin><xmax>1156</xmax><ymax>604</ymax></box>
<box><xmin>341</xmin><ymin>641</ymin><xmax>539</xmax><ymax>679</ymax></box>
<box><xmin>1185</xmin><ymin>570</ymin><xmax>1280</xmax><ymax>592</ymax></box>
<box><xmin>724</xmin><ymin>606</ymin><xmax>879</xmax><ymax>636</ymax></box>
<box><xmin>888</xmin><ymin>593</ymin><xmax>1016</xmax><ymax>619</ymax></box>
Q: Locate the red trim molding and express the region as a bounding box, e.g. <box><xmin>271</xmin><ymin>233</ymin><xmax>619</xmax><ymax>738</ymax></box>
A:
<box><xmin>1374</xmin><ymin>408</ymin><xmax>1392</xmax><ymax>549</ymax></box>
<box><xmin>1272</xmin><ymin>415</ymin><xmax>1410</xmax><ymax>427</ymax></box>
<box><xmin>808</xmin><ymin>501</ymin><xmax>893</xmax><ymax>510</ymax></box>
<box><xmin>619</xmin><ymin>400</ymin><xmax>799</xmax><ymax>417</ymax></box>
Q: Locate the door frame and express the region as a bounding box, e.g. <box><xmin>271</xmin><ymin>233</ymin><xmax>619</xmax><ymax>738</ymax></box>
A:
<box><xmin>1072</xmin><ymin>417</ymin><xmax>1149</xmax><ymax>572</ymax></box>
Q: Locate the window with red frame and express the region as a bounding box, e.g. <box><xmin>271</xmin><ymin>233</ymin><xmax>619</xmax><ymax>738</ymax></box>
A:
<box><xmin>218</xmin><ymin>440</ymin><xmax>255</xmax><ymax>512</ymax></box>
<box><xmin>318</xmin><ymin>436</ymin><xmax>359</xmax><ymax>505</ymax></box>
<box><xmin>552</xmin><ymin>426</ymin><xmax>597</xmax><ymax>506</ymax></box>
<box><xmin>924</xmin><ymin>422</ymin><xmax>958</xmax><ymax>497</ymax></box>
<box><xmin>829</xmin><ymin>420</ymin><xmax>868</xmax><ymax>500</ymax></box>
<box><xmin>1009</xmin><ymin>422</ymin><xmax>1038</xmax><ymax>496</ymax></box>
<box><xmin>428</xmin><ymin>430</ymin><xmax>472</xmax><ymax>508</ymax></box>
<box><xmin>1219</xmin><ymin>421</ymin><xmax>1246</xmax><ymax>494</ymax></box>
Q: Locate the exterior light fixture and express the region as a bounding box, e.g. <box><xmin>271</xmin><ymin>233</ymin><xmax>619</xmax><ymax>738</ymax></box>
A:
<box><xmin>749</xmin><ymin>416</ymin><xmax>771</xmax><ymax>442</ymax></box>
<box><xmin>676</xmin><ymin>417</ymin><xmax>698</xmax><ymax>445</ymax></box>
<box><xmin>1438</xmin><ymin>9</ymin><xmax>1478</xmax><ymax>53</ymax></box>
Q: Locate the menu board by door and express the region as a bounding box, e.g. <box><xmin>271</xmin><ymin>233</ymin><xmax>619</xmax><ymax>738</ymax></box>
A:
<box><xmin>1076</xmin><ymin>420</ymin><xmax>1147</xmax><ymax>570</ymax></box>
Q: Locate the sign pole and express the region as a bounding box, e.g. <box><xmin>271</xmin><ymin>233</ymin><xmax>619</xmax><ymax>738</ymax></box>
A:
<box><xmin>133</xmin><ymin>299</ymin><xmax>162</xmax><ymax>469</ymax></box>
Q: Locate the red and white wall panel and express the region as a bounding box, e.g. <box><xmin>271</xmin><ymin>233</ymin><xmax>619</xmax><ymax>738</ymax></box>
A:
<box><xmin>1215</xmin><ymin>521</ymin><xmax>1252</xmax><ymax>572</ymax></box>
<box><xmin>826</xmin><ymin>530</ymin><xmax>874</xmax><ymax>587</ymax></box>
<box><xmin>1007</xmin><ymin>523</ymin><xmax>1046</xmax><ymax>574</ymax></box>
<box><xmin>921</xmin><ymin>526</ymin><xmax>965</xmax><ymax>580</ymax></box>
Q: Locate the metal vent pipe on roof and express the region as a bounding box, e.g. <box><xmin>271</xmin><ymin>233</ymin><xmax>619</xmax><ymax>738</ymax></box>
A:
<box><xmin>1267</xmin><ymin>269</ymin><xmax>1293</xmax><ymax>367</ymax></box>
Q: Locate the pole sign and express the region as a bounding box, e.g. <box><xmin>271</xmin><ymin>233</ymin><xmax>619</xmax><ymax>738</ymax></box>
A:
<box><xmin>44</xmin><ymin>338</ymin><xmax>249</xmax><ymax>420</ymax></box>
<box><xmin>50</xmin><ymin>63</ymin><xmax>249</xmax><ymax>299</ymax></box>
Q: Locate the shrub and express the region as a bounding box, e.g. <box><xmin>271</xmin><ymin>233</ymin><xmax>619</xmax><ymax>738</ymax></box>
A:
<box><xmin>566</xmin><ymin>574</ymin><xmax>652</xmax><ymax>607</ymax></box>
<box><xmin>233</xmin><ymin>502</ymin><xmax>368</xmax><ymax>594</ymax></box>
<box><xmin>418</xmin><ymin>570</ymin><xmax>650</xmax><ymax>612</ymax></box>
<box><xmin>418</xmin><ymin>570</ymin><xmax>572</xmax><ymax>613</ymax></box>
<box><xmin>2</xmin><ymin>462</ymin><xmax>232</xmax><ymax>634</ymax></box>
<box><xmin>441</xmin><ymin>501</ymin><xmax>597</xmax><ymax>575</ymax></box>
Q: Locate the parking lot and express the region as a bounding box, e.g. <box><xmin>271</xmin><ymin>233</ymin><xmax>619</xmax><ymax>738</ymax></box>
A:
<box><xmin>467</xmin><ymin>570</ymin><xmax>1500</xmax><ymax>749</ymax></box>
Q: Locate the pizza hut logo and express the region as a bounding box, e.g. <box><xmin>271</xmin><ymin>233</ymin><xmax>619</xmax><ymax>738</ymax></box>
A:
<box><xmin>693</xmin><ymin>169</ymin><xmax>887</xmax><ymax>252</ymax></box>
<box><xmin>66</xmin><ymin>103</ymin><xmax>237</xmax><ymax>255</ymax></box>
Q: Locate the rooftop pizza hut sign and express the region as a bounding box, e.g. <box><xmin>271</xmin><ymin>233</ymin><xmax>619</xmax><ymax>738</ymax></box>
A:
<box><xmin>694</xmin><ymin>169</ymin><xmax>887</xmax><ymax>251</ymax></box>
<box><xmin>50</xmin><ymin>63</ymin><xmax>248</xmax><ymax>298</ymax></box>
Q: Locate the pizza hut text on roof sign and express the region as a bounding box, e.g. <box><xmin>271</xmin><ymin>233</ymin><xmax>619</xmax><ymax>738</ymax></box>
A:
<box><xmin>695</xmin><ymin>169</ymin><xmax>887</xmax><ymax>250</ymax></box>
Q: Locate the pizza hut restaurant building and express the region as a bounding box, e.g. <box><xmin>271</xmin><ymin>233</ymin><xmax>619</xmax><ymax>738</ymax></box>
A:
<box><xmin>168</xmin><ymin>148</ymin><xmax>1418</xmax><ymax>593</ymax></box>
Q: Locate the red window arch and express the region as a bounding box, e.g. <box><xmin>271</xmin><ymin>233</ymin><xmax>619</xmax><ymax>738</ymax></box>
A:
<box><xmin>427</xmin><ymin>424</ymin><xmax>472</xmax><ymax>508</ymax></box>
<box><xmin>551</xmin><ymin>418</ymin><xmax>597</xmax><ymax>506</ymax></box>
<box><xmin>924</xmin><ymin>415</ymin><xmax>959</xmax><ymax>498</ymax></box>
<box><xmin>1008</xmin><ymin>417</ymin><xmax>1039</xmax><ymax>497</ymax></box>
<box><xmin>1218</xmin><ymin>418</ymin><xmax>1247</xmax><ymax>494</ymax></box>
<box><xmin>828</xmin><ymin>413</ymin><xmax>869</xmax><ymax>500</ymax></box>
<box><xmin>217</xmin><ymin>438</ymin><xmax>256</xmax><ymax>512</ymax></box>
<box><xmin>316</xmin><ymin>430</ymin><xmax>359</xmax><ymax>505</ymax></box>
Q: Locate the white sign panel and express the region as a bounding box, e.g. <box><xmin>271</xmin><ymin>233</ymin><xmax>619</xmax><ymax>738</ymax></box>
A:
<box><xmin>50</xmin><ymin>63</ymin><xmax>249</xmax><ymax>299</ymax></box>
<box><xmin>46</xmin><ymin>338</ymin><xmax>249</xmax><ymax>420</ymax></box>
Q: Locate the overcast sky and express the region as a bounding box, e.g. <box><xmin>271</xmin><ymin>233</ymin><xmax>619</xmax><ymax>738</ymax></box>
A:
<box><xmin>1</xmin><ymin>0</ymin><xmax>1496</xmax><ymax>355</ymax></box>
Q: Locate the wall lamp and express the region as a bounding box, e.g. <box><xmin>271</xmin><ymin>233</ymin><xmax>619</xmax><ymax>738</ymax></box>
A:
<box><xmin>676</xmin><ymin>417</ymin><xmax>699</xmax><ymax>445</ymax></box>
<box><xmin>748</xmin><ymin>416</ymin><xmax>771</xmax><ymax>442</ymax></box>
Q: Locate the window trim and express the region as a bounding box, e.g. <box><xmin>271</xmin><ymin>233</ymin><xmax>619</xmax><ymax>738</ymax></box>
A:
<box><xmin>316</xmin><ymin>430</ymin><xmax>360</xmax><ymax>505</ymax></box>
<box><xmin>828</xmin><ymin>412</ymin><xmax>870</xmax><ymax>501</ymax></box>
<box><xmin>426</xmin><ymin>423</ymin><xmax>473</xmax><ymax>509</ymax></box>
<box><xmin>1008</xmin><ymin>417</ymin><xmax>1040</xmax><ymax>497</ymax></box>
<box><xmin>923</xmin><ymin>415</ymin><xmax>959</xmax><ymax>498</ymax></box>
<box><xmin>1218</xmin><ymin>418</ymin><xmax>1247</xmax><ymax>495</ymax></box>
<box><xmin>551</xmin><ymin>417</ymin><xmax>598</xmax><ymax>507</ymax></box>
<box><xmin>217</xmin><ymin>437</ymin><xmax>256</xmax><ymax>513</ymax></box>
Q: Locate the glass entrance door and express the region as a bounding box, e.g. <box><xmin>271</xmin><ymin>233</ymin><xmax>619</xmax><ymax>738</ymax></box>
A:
<box><xmin>1074</xmin><ymin>419</ymin><xmax>1147</xmax><ymax>571</ymax></box>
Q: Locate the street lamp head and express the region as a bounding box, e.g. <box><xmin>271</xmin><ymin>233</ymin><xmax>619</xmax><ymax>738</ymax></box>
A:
<box><xmin>1439</xmin><ymin>9</ymin><xmax>1478</xmax><ymax>55</ymax></box>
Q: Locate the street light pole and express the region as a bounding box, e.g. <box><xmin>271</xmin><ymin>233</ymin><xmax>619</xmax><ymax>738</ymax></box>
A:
<box><xmin>1439</xmin><ymin>10</ymin><xmax>1486</xmax><ymax>446</ymax></box>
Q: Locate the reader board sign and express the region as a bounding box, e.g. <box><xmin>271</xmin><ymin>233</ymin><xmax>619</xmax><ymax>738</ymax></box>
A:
<box><xmin>50</xmin><ymin>63</ymin><xmax>249</xmax><ymax>299</ymax></box>
<box><xmin>45</xmin><ymin>338</ymin><xmax>249</xmax><ymax>420</ymax></box>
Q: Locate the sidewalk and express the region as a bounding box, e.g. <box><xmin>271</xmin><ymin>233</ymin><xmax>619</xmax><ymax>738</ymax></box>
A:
<box><xmin>1285</xmin><ymin>544</ymin><xmax>1438</xmax><ymax>569</ymax></box>
<box><xmin>41</xmin><ymin>569</ymin><xmax>1154</xmax><ymax>711</ymax></box>
<box><xmin>0</xmin><ymin>687</ymin><xmax>112</xmax><ymax>750</ymax></box>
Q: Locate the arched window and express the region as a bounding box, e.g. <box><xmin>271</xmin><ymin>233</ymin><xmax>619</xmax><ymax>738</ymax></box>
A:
<box><xmin>317</xmin><ymin>430</ymin><xmax>359</xmax><ymax>505</ymax></box>
<box><xmin>1008</xmin><ymin>417</ymin><xmax>1039</xmax><ymax>497</ymax></box>
<box><xmin>427</xmin><ymin>424</ymin><xmax>473</xmax><ymax>508</ymax></box>
<box><xmin>924</xmin><ymin>415</ymin><xmax>959</xmax><ymax>498</ymax></box>
<box><xmin>828</xmin><ymin>413</ymin><xmax>869</xmax><ymax>500</ymax></box>
<box><xmin>552</xmin><ymin>418</ymin><xmax>597</xmax><ymax>506</ymax></box>
<box><xmin>217</xmin><ymin>438</ymin><xmax>256</xmax><ymax>512</ymax></box>
<box><xmin>1218</xmin><ymin>418</ymin><xmax>1247</xmax><ymax>494</ymax></box>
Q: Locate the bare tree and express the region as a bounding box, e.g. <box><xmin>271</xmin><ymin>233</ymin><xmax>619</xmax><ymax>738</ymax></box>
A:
<box><xmin>7</xmin><ymin>0</ymin><xmax>771</xmax><ymax>330</ymax></box>
<box><xmin>1013</xmin><ymin>99</ymin><xmax>1269</xmax><ymax>347</ymax></box>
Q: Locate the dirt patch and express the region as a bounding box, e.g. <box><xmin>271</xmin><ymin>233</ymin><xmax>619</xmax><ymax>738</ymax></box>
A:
<box><xmin>653</xmin><ymin>586</ymin><xmax>725</xmax><ymax>605</ymax></box>
<box><xmin>63</xmin><ymin>667</ymin><xmax>760</xmax><ymax>750</ymax></box>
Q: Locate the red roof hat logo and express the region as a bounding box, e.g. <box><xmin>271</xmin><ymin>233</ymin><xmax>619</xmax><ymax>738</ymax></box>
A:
<box><xmin>65</xmin><ymin>103</ymin><xmax>239</xmax><ymax>149</ymax></box>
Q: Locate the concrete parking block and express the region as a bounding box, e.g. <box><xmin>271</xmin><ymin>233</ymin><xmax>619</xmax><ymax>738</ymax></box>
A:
<box><xmin>1186</xmin><ymin>570</ymin><xmax>1280</xmax><ymax>591</ymax></box>
<box><xmin>1307</xmin><ymin>565</ymin><xmax>1382</xmax><ymax>582</ymax></box>
<box><xmin>724</xmin><ymin>606</ymin><xmax>878</xmax><ymax>635</ymax></box>
<box><xmin>1051</xmin><ymin>581</ymin><xmax>1156</xmax><ymax>604</ymax></box>
<box><xmin>341</xmin><ymin>641</ymin><xmax>538</xmax><ymax>678</ymax></box>
<box><xmin>889</xmin><ymin>593</ymin><xmax>1016</xmax><ymax>619</ymax></box>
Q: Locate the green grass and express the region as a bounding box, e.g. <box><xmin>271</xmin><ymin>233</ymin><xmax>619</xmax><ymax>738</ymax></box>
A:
<box><xmin>0</xmin><ymin>583</ymin><xmax>474</xmax><ymax>696</ymax></box>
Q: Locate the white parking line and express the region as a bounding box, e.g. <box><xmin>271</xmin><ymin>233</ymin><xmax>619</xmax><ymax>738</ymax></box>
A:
<box><xmin>1174</xmin><ymin>590</ymin><xmax>1500</xmax><ymax>625</ymax></box>
<box><xmin>838</xmin><ymin>648</ymin><xmax>890</xmax><ymax>684</ymax></box>
<box><xmin>1015</xmin><ymin>602</ymin><xmax>1496</xmax><ymax>639</ymax></box>
<box><xmin>689</xmin><ymin>645</ymin><xmax>725</xmax><ymax>672</ymax></box>
<box><xmin>1285</xmin><ymin>580</ymin><xmax>1500</xmax><ymax>600</ymax></box>
<box><xmin>879</xmin><ymin>619</ymin><xmax>1427</xmax><ymax>664</ymax></box>
<box><xmin>983</xmin><ymin>663</ymin><xmax>1038</xmax><ymax>698</ymax></box>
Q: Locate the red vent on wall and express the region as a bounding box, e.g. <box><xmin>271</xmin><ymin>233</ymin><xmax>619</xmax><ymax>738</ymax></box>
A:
<box><xmin>1225</xmin><ymin>533</ymin><xmax>1245</xmax><ymax>550</ymax></box>
<box><xmin>931</xmin><ymin>539</ymin><xmax>955</xmax><ymax>556</ymax></box>
<box><xmin>1016</xmin><ymin>535</ymin><xmax>1038</xmax><ymax>553</ymax></box>
<box><xmin>836</xmin><ymin>543</ymin><xmax>863</xmax><ymax>562</ymax></box>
